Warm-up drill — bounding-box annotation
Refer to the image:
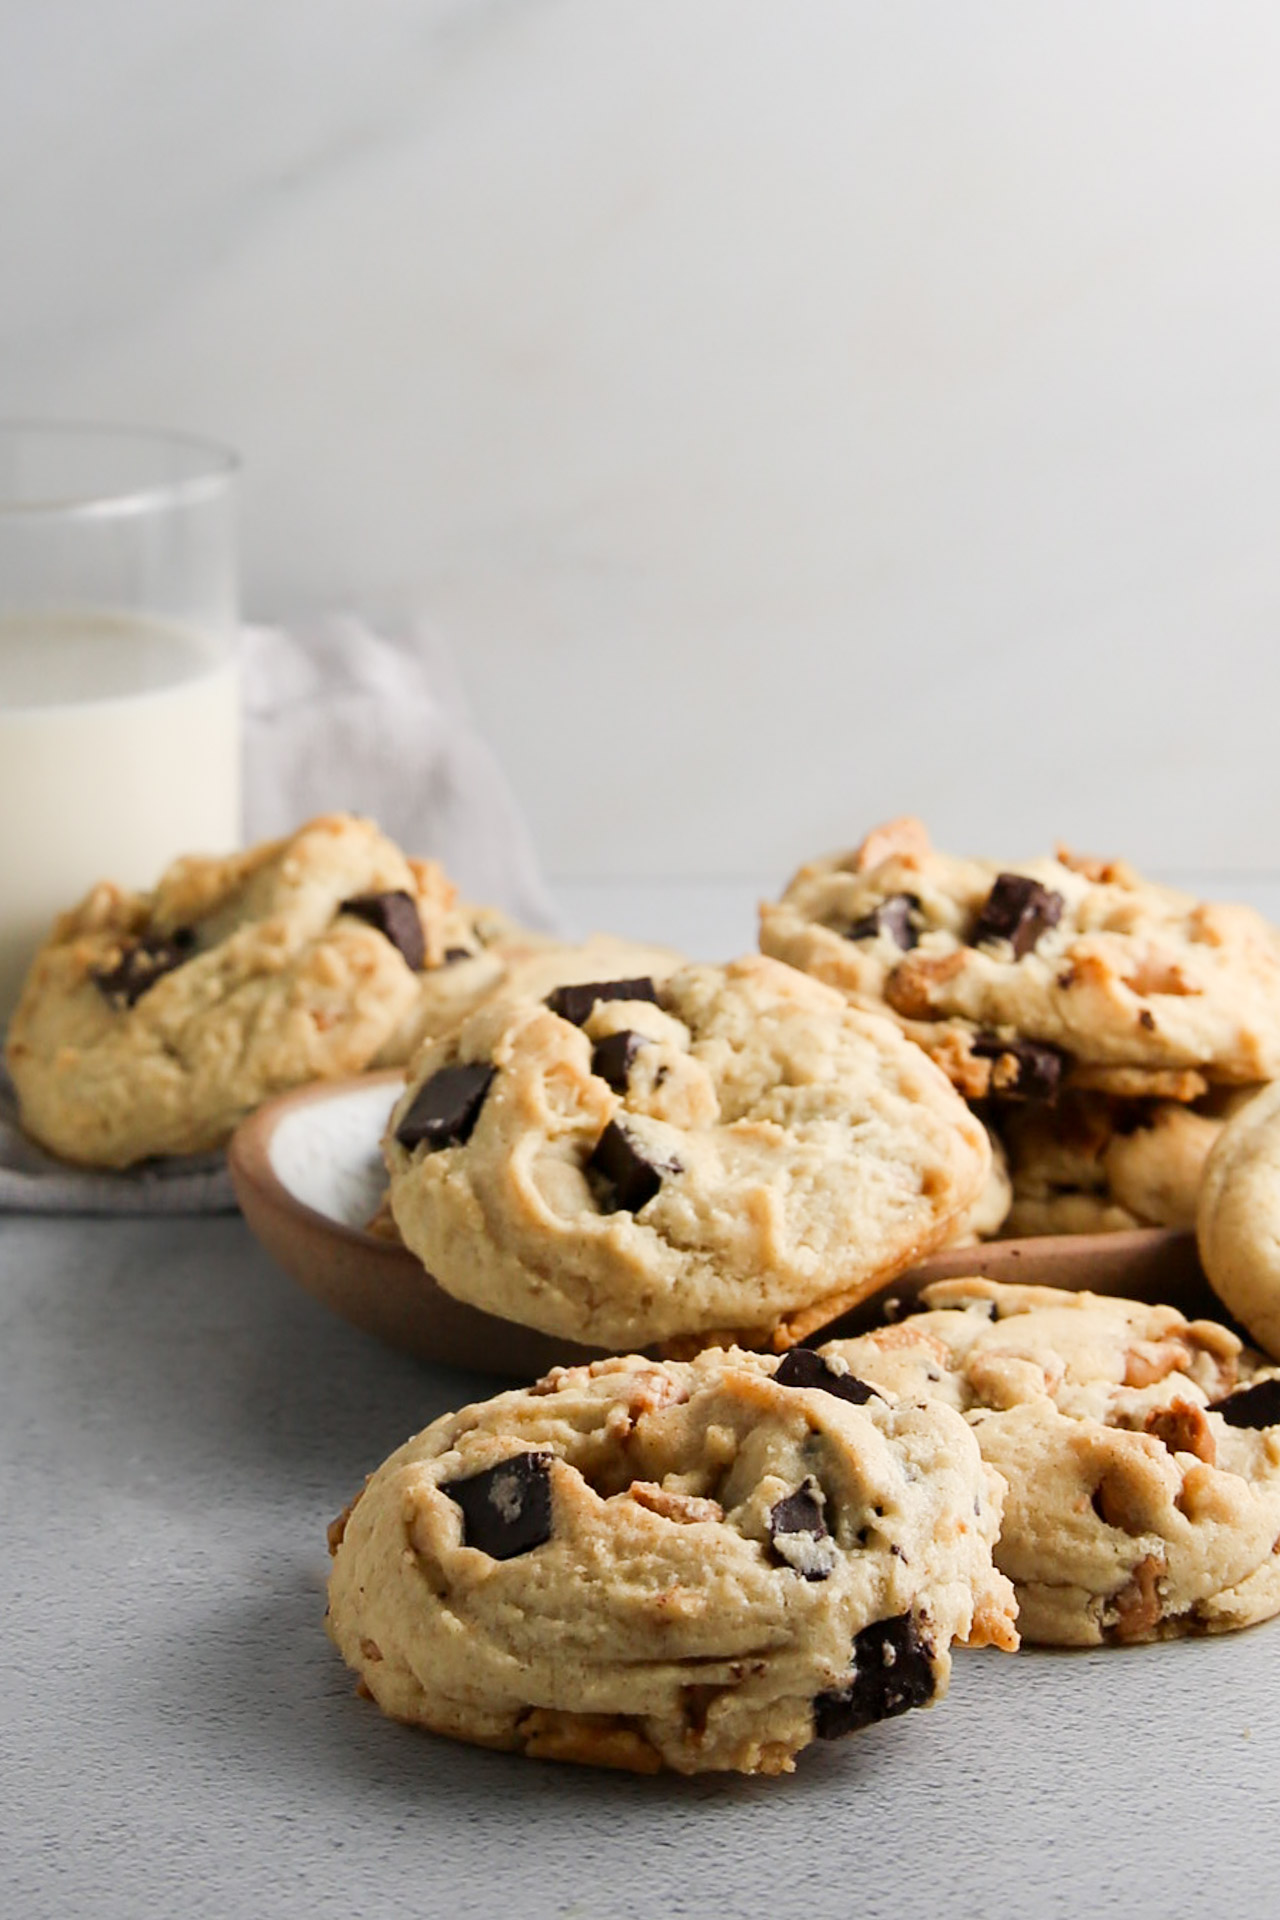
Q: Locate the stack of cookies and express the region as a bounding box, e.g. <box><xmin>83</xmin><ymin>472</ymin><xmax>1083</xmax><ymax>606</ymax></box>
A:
<box><xmin>760</xmin><ymin>816</ymin><xmax>1280</xmax><ymax>1242</ymax></box>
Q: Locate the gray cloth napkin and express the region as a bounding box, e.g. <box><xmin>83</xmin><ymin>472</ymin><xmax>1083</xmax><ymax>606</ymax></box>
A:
<box><xmin>1</xmin><ymin>613</ymin><xmax>555</xmax><ymax>1214</ymax></box>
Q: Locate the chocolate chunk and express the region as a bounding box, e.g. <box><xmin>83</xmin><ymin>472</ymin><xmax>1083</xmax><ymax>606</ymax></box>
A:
<box><xmin>813</xmin><ymin>1614</ymin><xmax>936</xmax><ymax>1738</ymax></box>
<box><xmin>971</xmin><ymin>873</ymin><xmax>1064</xmax><ymax>959</ymax></box>
<box><xmin>845</xmin><ymin>893</ymin><xmax>920</xmax><ymax>951</ymax></box>
<box><xmin>340</xmin><ymin>890</ymin><xmax>425</xmax><ymax>971</ymax></box>
<box><xmin>1211</xmin><ymin>1378</ymin><xmax>1280</xmax><ymax>1430</ymax></box>
<box><xmin>394</xmin><ymin>1062</ymin><xmax>496</xmax><ymax>1151</ymax></box>
<box><xmin>545</xmin><ymin>977</ymin><xmax>659</xmax><ymax>1027</ymax></box>
<box><xmin>767</xmin><ymin>1478</ymin><xmax>835</xmax><ymax>1581</ymax></box>
<box><xmin>93</xmin><ymin>928</ymin><xmax>196</xmax><ymax>1008</ymax></box>
<box><xmin>587</xmin><ymin>1121</ymin><xmax>679</xmax><ymax>1213</ymax></box>
<box><xmin>971</xmin><ymin>1033</ymin><xmax>1066</xmax><ymax>1102</ymax></box>
<box><xmin>591</xmin><ymin>1030</ymin><xmax>647</xmax><ymax>1092</ymax></box>
<box><xmin>441</xmin><ymin>947</ymin><xmax>474</xmax><ymax>965</ymax></box>
<box><xmin>441</xmin><ymin>1452</ymin><xmax>552</xmax><ymax>1559</ymax></box>
<box><xmin>774</xmin><ymin>1348</ymin><xmax>880</xmax><ymax>1406</ymax></box>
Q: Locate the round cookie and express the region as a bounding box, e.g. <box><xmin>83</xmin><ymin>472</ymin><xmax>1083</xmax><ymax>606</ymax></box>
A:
<box><xmin>326</xmin><ymin>1345</ymin><xmax>1018</xmax><ymax>1775</ymax></box>
<box><xmin>383</xmin><ymin>954</ymin><xmax>993</xmax><ymax>1350</ymax></box>
<box><xmin>760</xmin><ymin>817</ymin><xmax>1280</xmax><ymax>1101</ymax></box>
<box><xmin>1198</xmin><ymin>1082</ymin><xmax>1280</xmax><ymax>1358</ymax></box>
<box><xmin>374</xmin><ymin>931</ymin><xmax>686</xmax><ymax>1066</ymax></box>
<box><xmin>821</xmin><ymin>1278</ymin><xmax>1280</xmax><ymax>1645</ymax></box>
<box><xmin>6</xmin><ymin>813</ymin><xmax>472</xmax><ymax>1166</ymax></box>
<box><xmin>998</xmin><ymin>1093</ymin><xmax>1225</xmax><ymax>1238</ymax></box>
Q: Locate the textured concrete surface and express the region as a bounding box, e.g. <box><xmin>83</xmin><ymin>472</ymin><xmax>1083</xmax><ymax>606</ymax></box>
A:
<box><xmin>6</xmin><ymin>1208</ymin><xmax>1280</xmax><ymax>1920</ymax></box>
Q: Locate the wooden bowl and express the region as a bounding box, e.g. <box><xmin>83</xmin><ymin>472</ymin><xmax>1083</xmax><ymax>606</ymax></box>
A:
<box><xmin>228</xmin><ymin>1071</ymin><xmax>1219</xmax><ymax>1379</ymax></box>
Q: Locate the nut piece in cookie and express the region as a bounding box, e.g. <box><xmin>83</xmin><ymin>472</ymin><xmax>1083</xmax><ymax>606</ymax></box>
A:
<box><xmin>325</xmin><ymin>1347</ymin><xmax>1017</xmax><ymax>1774</ymax></box>
<box><xmin>383</xmin><ymin>954</ymin><xmax>993</xmax><ymax>1351</ymax></box>
<box><xmin>821</xmin><ymin>1277</ymin><xmax>1280</xmax><ymax>1646</ymax></box>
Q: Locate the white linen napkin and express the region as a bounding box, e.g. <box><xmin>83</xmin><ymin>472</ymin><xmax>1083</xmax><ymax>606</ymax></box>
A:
<box><xmin>240</xmin><ymin>614</ymin><xmax>556</xmax><ymax>930</ymax></box>
<box><xmin>0</xmin><ymin>613</ymin><xmax>556</xmax><ymax>1213</ymax></box>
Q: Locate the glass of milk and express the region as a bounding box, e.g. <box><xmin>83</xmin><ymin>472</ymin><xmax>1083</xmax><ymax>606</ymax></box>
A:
<box><xmin>0</xmin><ymin>422</ymin><xmax>241</xmax><ymax>1018</ymax></box>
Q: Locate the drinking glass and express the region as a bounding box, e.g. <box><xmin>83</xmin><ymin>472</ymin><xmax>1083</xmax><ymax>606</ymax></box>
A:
<box><xmin>0</xmin><ymin>422</ymin><xmax>241</xmax><ymax>1017</ymax></box>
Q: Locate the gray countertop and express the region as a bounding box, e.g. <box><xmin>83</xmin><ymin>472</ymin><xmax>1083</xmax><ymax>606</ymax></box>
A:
<box><xmin>7</xmin><ymin>875</ymin><xmax>1280</xmax><ymax>1918</ymax></box>
<box><xmin>8</xmin><ymin>1201</ymin><xmax>1280</xmax><ymax>1918</ymax></box>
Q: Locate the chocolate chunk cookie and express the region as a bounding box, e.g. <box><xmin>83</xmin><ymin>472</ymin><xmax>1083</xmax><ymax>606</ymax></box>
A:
<box><xmin>760</xmin><ymin>818</ymin><xmax>1280</xmax><ymax>1101</ymax></box>
<box><xmin>326</xmin><ymin>1346</ymin><xmax>1017</xmax><ymax>1775</ymax></box>
<box><xmin>997</xmin><ymin>1091</ymin><xmax>1231</xmax><ymax>1238</ymax></box>
<box><xmin>822</xmin><ymin>1278</ymin><xmax>1280</xmax><ymax>1645</ymax></box>
<box><xmin>6</xmin><ymin>813</ymin><xmax>477</xmax><ymax>1166</ymax></box>
<box><xmin>383</xmin><ymin>954</ymin><xmax>993</xmax><ymax>1350</ymax></box>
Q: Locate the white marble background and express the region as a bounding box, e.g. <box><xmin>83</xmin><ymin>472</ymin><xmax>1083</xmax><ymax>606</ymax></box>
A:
<box><xmin>4</xmin><ymin>0</ymin><xmax>1280</xmax><ymax>888</ymax></box>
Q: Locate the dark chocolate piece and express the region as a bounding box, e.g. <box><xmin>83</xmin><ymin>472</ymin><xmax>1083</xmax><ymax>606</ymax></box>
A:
<box><xmin>774</xmin><ymin>1348</ymin><xmax>880</xmax><ymax>1406</ymax></box>
<box><xmin>93</xmin><ymin>929</ymin><xmax>196</xmax><ymax>1009</ymax></box>
<box><xmin>1211</xmin><ymin>1378</ymin><xmax>1280</xmax><ymax>1430</ymax></box>
<box><xmin>767</xmin><ymin>1478</ymin><xmax>834</xmax><ymax>1581</ymax></box>
<box><xmin>587</xmin><ymin>1121</ymin><xmax>679</xmax><ymax>1213</ymax></box>
<box><xmin>591</xmin><ymin>1030</ymin><xmax>647</xmax><ymax>1092</ymax></box>
<box><xmin>971</xmin><ymin>1033</ymin><xmax>1066</xmax><ymax>1103</ymax></box>
<box><xmin>845</xmin><ymin>893</ymin><xmax>920</xmax><ymax>951</ymax></box>
<box><xmin>441</xmin><ymin>947</ymin><xmax>474</xmax><ymax>965</ymax></box>
<box><xmin>441</xmin><ymin>1452</ymin><xmax>553</xmax><ymax>1559</ymax></box>
<box><xmin>970</xmin><ymin>873</ymin><xmax>1064</xmax><ymax>959</ymax></box>
<box><xmin>813</xmin><ymin>1613</ymin><xmax>936</xmax><ymax>1738</ymax></box>
<box><xmin>394</xmin><ymin>1062</ymin><xmax>496</xmax><ymax>1151</ymax></box>
<box><xmin>545</xmin><ymin>977</ymin><xmax>659</xmax><ymax>1027</ymax></box>
<box><xmin>340</xmin><ymin>890</ymin><xmax>425</xmax><ymax>971</ymax></box>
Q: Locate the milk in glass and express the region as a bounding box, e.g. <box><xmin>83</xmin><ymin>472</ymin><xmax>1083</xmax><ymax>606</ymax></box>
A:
<box><xmin>0</xmin><ymin>610</ymin><xmax>240</xmax><ymax>1014</ymax></box>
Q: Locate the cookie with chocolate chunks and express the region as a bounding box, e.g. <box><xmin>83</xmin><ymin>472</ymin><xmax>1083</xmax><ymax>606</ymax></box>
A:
<box><xmin>326</xmin><ymin>1345</ymin><xmax>1016</xmax><ymax>1775</ymax></box>
<box><xmin>5</xmin><ymin>812</ymin><xmax>481</xmax><ymax>1167</ymax></box>
<box><xmin>383</xmin><ymin>954</ymin><xmax>992</xmax><ymax>1351</ymax></box>
<box><xmin>997</xmin><ymin>1088</ymin><xmax>1229</xmax><ymax>1242</ymax></box>
<box><xmin>760</xmin><ymin>817</ymin><xmax>1280</xmax><ymax>1105</ymax></box>
<box><xmin>821</xmin><ymin>1276</ymin><xmax>1280</xmax><ymax>1646</ymax></box>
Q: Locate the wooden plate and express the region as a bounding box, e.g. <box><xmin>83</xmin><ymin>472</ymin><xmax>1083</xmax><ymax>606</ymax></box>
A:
<box><xmin>227</xmin><ymin>1071</ymin><xmax>1221</xmax><ymax>1378</ymax></box>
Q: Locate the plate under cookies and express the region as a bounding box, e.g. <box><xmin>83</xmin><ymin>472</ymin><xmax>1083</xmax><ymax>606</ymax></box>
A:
<box><xmin>228</xmin><ymin>1071</ymin><xmax>1223</xmax><ymax>1378</ymax></box>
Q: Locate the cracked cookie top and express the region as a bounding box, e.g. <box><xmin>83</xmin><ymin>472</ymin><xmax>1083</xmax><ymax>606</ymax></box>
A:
<box><xmin>383</xmin><ymin>953</ymin><xmax>992</xmax><ymax>1350</ymax></box>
